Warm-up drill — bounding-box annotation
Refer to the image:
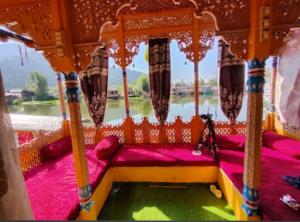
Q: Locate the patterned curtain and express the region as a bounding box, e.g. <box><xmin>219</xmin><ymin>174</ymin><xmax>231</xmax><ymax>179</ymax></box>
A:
<box><xmin>218</xmin><ymin>39</ymin><xmax>245</xmax><ymax>123</ymax></box>
<box><xmin>149</xmin><ymin>38</ymin><xmax>171</xmax><ymax>124</ymax></box>
<box><xmin>80</xmin><ymin>45</ymin><xmax>108</xmax><ymax>127</ymax></box>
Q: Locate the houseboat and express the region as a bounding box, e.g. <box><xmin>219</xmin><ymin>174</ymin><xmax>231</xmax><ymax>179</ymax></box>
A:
<box><xmin>127</xmin><ymin>88</ymin><xmax>136</xmax><ymax>97</ymax></box>
<box><xmin>107</xmin><ymin>89</ymin><xmax>121</xmax><ymax>99</ymax></box>
<box><xmin>0</xmin><ymin>1</ymin><xmax>299</xmax><ymax>221</ymax></box>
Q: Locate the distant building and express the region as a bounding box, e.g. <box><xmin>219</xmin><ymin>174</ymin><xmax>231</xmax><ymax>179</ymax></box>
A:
<box><xmin>21</xmin><ymin>89</ymin><xmax>36</xmax><ymax>101</ymax></box>
<box><xmin>5</xmin><ymin>89</ymin><xmax>22</xmax><ymax>105</ymax></box>
<box><xmin>200</xmin><ymin>86</ymin><xmax>214</xmax><ymax>95</ymax></box>
<box><xmin>108</xmin><ymin>89</ymin><xmax>121</xmax><ymax>99</ymax></box>
<box><xmin>128</xmin><ymin>88</ymin><xmax>136</xmax><ymax>97</ymax></box>
<box><xmin>172</xmin><ymin>83</ymin><xmax>194</xmax><ymax>96</ymax></box>
<box><xmin>7</xmin><ymin>89</ymin><xmax>22</xmax><ymax>96</ymax></box>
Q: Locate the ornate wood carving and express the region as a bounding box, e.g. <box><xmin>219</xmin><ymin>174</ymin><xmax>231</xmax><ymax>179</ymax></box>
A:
<box><xmin>0</xmin><ymin>0</ymin><xmax>54</xmax><ymax>46</ymax></box>
<box><xmin>222</xmin><ymin>31</ymin><xmax>248</xmax><ymax>59</ymax></box>
<box><xmin>271</xmin><ymin>0</ymin><xmax>300</xmax><ymax>55</ymax></box>
<box><xmin>0</xmin><ymin>0</ymin><xmax>299</xmax><ymax>71</ymax></box>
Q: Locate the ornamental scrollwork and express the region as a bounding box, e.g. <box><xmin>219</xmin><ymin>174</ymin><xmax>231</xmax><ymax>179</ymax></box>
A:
<box><xmin>222</xmin><ymin>32</ymin><xmax>248</xmax><ymax>59</ymax></box>
<box><xmin>172</xmin><ymin>31</ymin><xmax>194</xmax><ymax>61</ymax></box>
<box><xmin>124</xmin><ymin>35</ymin><xmax>148</xmax><ymax>66</ymax></box>
<box><xmin>124</xmin><ymin>14</ymin><xmax>193</xmax><ymax>31</ymax></box>
<box><xmin>0</xmin><ymin>0</ymin><xmax>54</xmax><ymax>45</ymax></box>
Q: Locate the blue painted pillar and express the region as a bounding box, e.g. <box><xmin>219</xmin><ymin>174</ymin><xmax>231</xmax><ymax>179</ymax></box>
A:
<box><xmin>242</xmin><ymin>59</ymin><xmax>265</xmax><ymax>216</ymax></box>
<box><xmin>64</xmin><ymin>72</ymin><xmax>96</xmax><ymax>218</ymax></box>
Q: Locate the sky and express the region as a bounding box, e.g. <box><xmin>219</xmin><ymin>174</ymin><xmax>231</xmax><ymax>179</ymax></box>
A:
<box><xmin>110</xmin><ymin>38</ymin><xmax>272</xmax><ymax>82</ymax></box>
<box><xmin>110</xmin><ymin>39</ymin><xmax>219</xmax><ymax>82</ymax></box>
<box><xmin>1</xmin><ymin>37</ymin><xmax>272</xmax><ymax>83</ymax></box>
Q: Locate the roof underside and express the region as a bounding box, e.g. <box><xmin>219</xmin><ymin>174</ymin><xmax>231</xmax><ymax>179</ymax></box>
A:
<box><xmin>0</xmin><ymin>0</ymin><xmax>299</xmax><ymax>72</ymax></box>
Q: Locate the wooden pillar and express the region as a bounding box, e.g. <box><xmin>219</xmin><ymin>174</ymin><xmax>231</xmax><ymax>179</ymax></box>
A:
<box><xmin>242</xmin><ymin>59</ymin><xmax>266</xmax><ymax>216</ymax></box>
<box><xmin>57</xmin><ymin>72</ymin><xmax>67</xmax><ymax>120</ymax></box>
<box><xmin>64</xmin><ymin>72</ymin><xmax>96</xmax><ymax>219</ymax></box>
<box><xmin>270</xmin><ymin>56</ymin><xmax>279</xmax><ymax>112</ymax></box>
<box><xmin>194</xmin><ymin>61</ymin><xmax>199</xmax><ymax>115</ymax></box>
<box><xmin>122</xmin><ymin>68</ymin><xmax>130</xmax><ymax>117</ymax></box>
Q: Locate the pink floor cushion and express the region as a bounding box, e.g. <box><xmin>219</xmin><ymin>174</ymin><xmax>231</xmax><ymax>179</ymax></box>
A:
<box><xmin>263</xmin><ymin>131</ymin><xmax>300</xmax><ymax>159</ymax></box>
<box><xmin>95</xmin><ymin>135</ymin><xmax>120</xmax><ymax>160</ymax></box>
<box><xmin>18</xmin><ymin>132</ymin><xmax>34</xmax><ymax>145</ymax></box>
<box><xmin>112</xmin><ymin>144</ymin><xmax>217</xmax><ymax>167</ymax></box>
<box><xmin>219</xmin><ymin>147</ymin><xmax>300</xmax><ymax>220</ymax></box>
<box><xmin>40</xmin><ymin>136</ymin><xmax>72</xmax><ymax>161</ymax></box>
<box><xmin>25</xmin><ymin>147</ymin><xmax>109</xmax><ymax>220</ymax></box>
<box><xmin>216</xmin><ymin>134</ymin><xmax>245</xmax><ymax>150</ymax></box>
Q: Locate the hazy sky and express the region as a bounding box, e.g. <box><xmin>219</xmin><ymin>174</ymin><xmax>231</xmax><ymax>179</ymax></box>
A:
<box><xmin>111</xmin><ymin>39</ymin><xmax>219</xmax><ymax>82</ymax></box>
<box><xmin>1</xmin><ymin>38</ymin><xmax>272</xmax><ymax>82</ymax></box>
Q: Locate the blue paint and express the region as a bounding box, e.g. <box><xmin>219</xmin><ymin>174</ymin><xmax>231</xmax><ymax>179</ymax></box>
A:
<box><xmin>242</xmin><ymin>184</ymin><xmax>260</xmax><ymax>216</ymax></box>
<box><xmin>247</xmin><ymin>76</ymin><xmax>265</xmax><ymax>93</ymax></box>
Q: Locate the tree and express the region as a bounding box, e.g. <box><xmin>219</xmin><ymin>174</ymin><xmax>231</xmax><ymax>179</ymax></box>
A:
<box><xmin>199</xmin><ymin>78</ymin><xmax>206</xmax><ymax>86</ymax></box>
<box><xmin>134</xmin><ymin>74</ymin><xmax>149</xmax><ymax>94</ymax></box>
<box><xmin>207</xmin><ymin>77</ymin><xmax>218</xmax><ymax>87</ymax></box>
<box><xmin>26</xmin><ymin>72</ymin><xmax>48</xmax><ymax>100</ymax></box>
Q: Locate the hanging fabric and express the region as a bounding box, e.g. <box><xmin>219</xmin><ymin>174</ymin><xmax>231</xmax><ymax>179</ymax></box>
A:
<box><xmin>148</xmin><ymin>38</ymin><xmax>171</xmax><ymax>124</ymax></box>
<box><xmin>80</xmin><ymin>45</ymin><xmax>109</xmax><ymax>127</ymax></box>
<box><xmin>218</xmin><ymin>39</ymin><xmax>245</xmax><ymax>124</ymax></box>
<box><xmin>277</xmin><ymin>30</ymin><xmax>300</xmax><ymax>128</ymax></box>
<box><xmin>18</xmin><ymin>45</ymin><xmax>23</xmax><ymax>66</ymax></box>
<box><xmin>24</xmin><ymin>46</ymin><xmax>28</xmax><ymax>64</ymax></box>
<box><xmin>0</xmin><ymin>69</ymin><xmax>33</xmax><ymax>219</ymax></box>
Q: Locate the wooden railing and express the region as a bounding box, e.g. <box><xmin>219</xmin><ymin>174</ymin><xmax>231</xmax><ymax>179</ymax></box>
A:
<box><xmin>17</xmin><ymin>117</ymin><xmax>247</xmax><ymax>172</ymax></box>
<box><xmin>19</xmin><ymin>127</ymin><xmax>67</xmax><ymax>172</ymax></box>
<box><xmin>17</xmin><ymin>114</ymin><xmax>300</xmax><ymax>176</ymax></box>
<box><xmin>83</xmin><ymin>116</ymin><xmax>247</xmax><ymax>145</ymax></box>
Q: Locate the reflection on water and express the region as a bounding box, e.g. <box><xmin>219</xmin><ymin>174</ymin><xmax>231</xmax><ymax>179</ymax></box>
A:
<box><xmin>8</xmin><ymin>95</ymin><xmax>271</xmax><ymax>125</ymax></box>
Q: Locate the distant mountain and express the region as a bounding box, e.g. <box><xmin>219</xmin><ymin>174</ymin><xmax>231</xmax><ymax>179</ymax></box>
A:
<box><xmin>108</xmin><ymin>67</ymin><xmax>145</xmax><ymax>86</ymax></box>
<box><xmin>0</xmin><ymin>43</ymin><xmax>144</xmax><ymax>90</ymax></box>
<box><xmin>0</xmin><ymin>44</ymin><xmax>56</xmax><ymax>90</ymax></box>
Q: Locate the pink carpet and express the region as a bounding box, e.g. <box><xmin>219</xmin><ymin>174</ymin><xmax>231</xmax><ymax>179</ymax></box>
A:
<box><xmin>219</xmin><ymin>147</ymin><xmax>300</xmax><ymax>220</ymax></box>
<box><xmin>112</xmin><ymin>144</ymin><xmax>217</xmax><ymax>167</ymax></box>
<box><xmin>216</xmin><ymin>134</ymin><xmax>245</xmax><ymax>150</ymax></box>
<box><xmin>25</xmin><ymin>147</ymin><xmax>108</xmax><ymax>220</ymax></box>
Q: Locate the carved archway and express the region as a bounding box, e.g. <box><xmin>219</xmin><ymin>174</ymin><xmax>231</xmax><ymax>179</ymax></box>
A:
<box><xmin>100</xmin><ymin>10</ymin><xmax>217</xmax><ymax>67</ymax></box>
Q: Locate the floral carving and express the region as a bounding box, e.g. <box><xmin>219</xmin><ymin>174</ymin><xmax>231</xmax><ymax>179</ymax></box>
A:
<box><xmin>0</xmin><ymin>0</ymin><xmax>54</xmax><ymax>45</ymax></box>
<box><xmin>222</xmin><ymin>32</ymin><xmax>248</xmax><ymax>59</ymax></box>
<box><xmin>106</xmin><ymin>38</ymin><xmax>122</xmax><ymax>66</ymax></box>
<box><xmin>172</xmin><ymin>31</ymin><xmax>194</xmax><ymax>61</ymax></box>
<box><xmin>1</xmin><ymin>0</ymin><xmax>299</xmax><ymax>72</ymax></box>
<box><xmin>75</xmin><ymin>44</ymin><xmax>99</xmax><ymax>71</ymax></box>
<box><xmin>124</xmin><ymin>14</ymin><xmax>193</xmax><ymax>31</ymax></box>
<box><xmin>124</xmin><ymin>36</ymin><xmax>147</xmax><ymax>66</ymax></box>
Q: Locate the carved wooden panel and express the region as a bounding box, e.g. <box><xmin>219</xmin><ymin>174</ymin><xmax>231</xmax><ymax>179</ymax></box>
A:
<box><xmin>82</xmin><ymin>116</ymin><xmax>246</xmax><ymax>145</ymax></box>
<box><xmin>18</xmin><ymin>128</ymin><xmax>66</xmax><ymax>172</ymax></box>
<box><xmin>0</xmin><ymin>0</ymin><xmax>54</xmax><ymax>46</ymax></box>
<box><xmin>1</xmin><ymin>0</ymin><xmax>299</xmax><ymax>71</ymax></box>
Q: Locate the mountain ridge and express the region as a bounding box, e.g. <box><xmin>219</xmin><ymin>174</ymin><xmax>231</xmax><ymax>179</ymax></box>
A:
<box><xmin>0</xmin><ymin>43</ymin><xmax>144</xmax><ymax>90</ymax></box>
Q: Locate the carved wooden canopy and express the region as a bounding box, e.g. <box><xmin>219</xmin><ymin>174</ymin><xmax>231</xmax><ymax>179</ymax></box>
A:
<box><xmin>0</xmin><ymin>0</ymin><xmax>299</xmax><ymax>72</ymax></box>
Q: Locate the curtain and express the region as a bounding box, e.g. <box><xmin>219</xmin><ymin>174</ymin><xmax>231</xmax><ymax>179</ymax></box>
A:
<box><xmin>149</xmin><ymin>38</ymin><xmax>171</xmax><ymax>124</ymax></box>
<box><xmin>218</xmin><ymin>39</ymin><xmax>245</xmax><ymax>123</ymax></box>
<box><xmin>277</xmin><ymin>30</ymin><xmax>300</xmax><ymax>128</ymax></box>
<box><xmin>0</xmin><ymin>70</ymin><xmax>33</xmax><ymax>219</ymax></box>
<box><xmin>80</xmin><ymin>45</ymin><xmax>109</xmax><ymax>127</ymax></box>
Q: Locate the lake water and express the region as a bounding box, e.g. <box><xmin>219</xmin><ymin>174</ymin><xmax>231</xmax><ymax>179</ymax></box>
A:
<box><xmin>8</xmin><ymin>95</ymin><xmax>271</xmax><ymax>129</ymax></box>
